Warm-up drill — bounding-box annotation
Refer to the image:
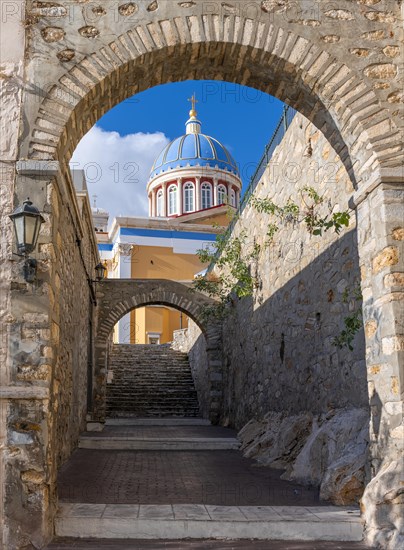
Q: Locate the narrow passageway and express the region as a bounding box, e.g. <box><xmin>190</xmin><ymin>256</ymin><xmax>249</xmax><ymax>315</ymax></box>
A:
<box><xmin>54</xmin><ymin>418</ymin><xmax>362</xmax><ymax>543</ymax></box>
<box><xmin>52</xmin><ymin>339</ymin><xmax>364</xmax><ymax>545</ymax></box>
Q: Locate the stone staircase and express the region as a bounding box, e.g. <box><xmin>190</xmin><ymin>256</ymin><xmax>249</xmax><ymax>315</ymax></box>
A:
<box><xmin>106</xmin><ymin>344</ymin><xmax>200</xmax><ymax>418</ymax></box>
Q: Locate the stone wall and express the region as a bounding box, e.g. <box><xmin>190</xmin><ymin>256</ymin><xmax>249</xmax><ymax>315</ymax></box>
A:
<box><xmin>218</xmin><ymin>112</ymin><xmax>368</xmax><ymax>429</ymax></box>
<box><xmin>3</xmin><ymin>165</ymin><xmax>99</xmax><ymax>549</ymax></box>
<box><xmin>172</xmin><ymin>323</ymin><xmax>210</xmax><ymax>419</ymax></box>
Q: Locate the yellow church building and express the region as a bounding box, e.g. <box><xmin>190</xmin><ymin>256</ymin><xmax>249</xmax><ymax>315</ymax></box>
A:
<box><xmin>94</xmin><ymin>99</ymin><xmax>242</xmax><ymax>344</ymax></box>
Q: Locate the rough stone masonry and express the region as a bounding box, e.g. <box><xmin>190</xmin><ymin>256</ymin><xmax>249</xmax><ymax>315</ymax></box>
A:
<box><xmin>0</xmin><ymin>1</ymin><xmax>403</xmax><ymax>549</ymax></box>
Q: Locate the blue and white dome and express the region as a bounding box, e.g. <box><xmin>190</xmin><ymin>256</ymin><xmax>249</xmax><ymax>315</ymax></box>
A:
<box><xmin>147</xmin><ymin>98</ymin><xmax>242</xmax><ymax>219</ymax></box>
<box><xmin>149</xmin><ymin>111</ymin><xmax>239</xmax><ymax>180</ymax></box>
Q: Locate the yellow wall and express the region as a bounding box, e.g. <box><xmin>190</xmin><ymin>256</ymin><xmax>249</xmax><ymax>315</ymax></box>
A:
<box><xmin>188</xmin><ymin>213</ymin><xmax>230</xmax><ymax>226</ymax></box>
<box><xmin>126</xmin><ymin>243</ymin><xmax>203</xmax><ymax>343</ymax></box>
<box><xmin>131</xmin><ymin>245</ymin><xmax>206</xmax><ymax>280</ymax></box>
<box><xmin>131</xmin><ymin>306</ymin><xmax>189</xmax><ymax>344</ymax></box>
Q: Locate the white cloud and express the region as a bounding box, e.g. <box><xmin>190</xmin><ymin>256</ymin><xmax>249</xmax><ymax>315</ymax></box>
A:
<box><xmin>70</xmin><ymin>126</ymin><xmax>169</xmax><ymax>223</ymax></box>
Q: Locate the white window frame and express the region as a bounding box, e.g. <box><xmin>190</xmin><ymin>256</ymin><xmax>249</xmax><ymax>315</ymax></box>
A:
<box><xmin>168</xmin><ymin>184</ymin><xmax>177</xmax><ymax>215</ymax></box>
<box><xmin>201</xmin><ymin>182</ymin><xmax>212</xmax><ymax>210</ymax></box>
<box><xmin>147</xmin><ymin>332</ymin><xmax>161</xmax><ymax>345</ymax></box>
<box><xmin>230</xmin><ymin>189</ymin><xmax>236</xmax><ymax>207</ymax></box>
<box><xmin>217</xmin><ymin>184</ymin><xmax>227</xmax><ymax>205</ymax></box>
<box><xmin>156</xmin><ymin>189</ymin><xmax>164</xmax><ymax>217</ymax></box>
<box><xmin>183</xmin><ymin>182</ymin><xmax>195</xmax><ymax>213</ymax></box>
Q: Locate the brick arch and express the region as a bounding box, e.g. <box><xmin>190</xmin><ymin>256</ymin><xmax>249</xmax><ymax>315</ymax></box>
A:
<box><xmin>93</xmin><ymin>279</ymin><xmax>223</xmax><ymax>423</ymax></box>
<box><xmin>97</xmin><ymin>280</ymin><xmax>214</xmax><ymax>341</ymax></box>
<box><xmin>26</xmin><ymin>5</ymin><xmax>404</xmax><ymax>189</ymax></box>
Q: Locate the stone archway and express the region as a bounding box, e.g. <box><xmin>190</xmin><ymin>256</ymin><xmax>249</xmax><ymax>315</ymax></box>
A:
<box><xmin>94</xmin><ymin>279</ymin><xmax>223</xmax><ymax>424</ymax></box>
<box><xmin>2</xmin><ymin>2</ymin><xmax>403</xmax><ymax>548</ymax></box>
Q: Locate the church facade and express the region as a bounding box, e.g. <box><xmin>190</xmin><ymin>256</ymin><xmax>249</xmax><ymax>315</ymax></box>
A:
<box><xmin>95</xmin><ymin>99</ymin><xmax>242</xmax><ymax>344</ymax></box>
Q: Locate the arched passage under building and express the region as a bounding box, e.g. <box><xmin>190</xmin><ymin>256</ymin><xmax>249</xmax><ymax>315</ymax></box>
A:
<box><xmin>94</xmin><ymin>279</ymin><xmax>223</xmax><ymax>423</ymax></box>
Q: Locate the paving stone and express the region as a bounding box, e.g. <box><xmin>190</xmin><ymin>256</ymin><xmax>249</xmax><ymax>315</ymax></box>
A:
<box><xmin>103</xmin><ymin>505</ymin><xmax>140</xmax><ymax>518</ymax></box>
<box><xmin>58</xmin><ymin>449</ymin><xmax>322</xmax><ymax>506</ymax></box>
<box><xmin>173</xmin><ymin>504</ymin><xmax>211</xmax><ymax>520</ymax></box>
<box><xmin>138</xmin><ymin>505</ymin><xmax>174</xmax><ymax>520</ymax></box>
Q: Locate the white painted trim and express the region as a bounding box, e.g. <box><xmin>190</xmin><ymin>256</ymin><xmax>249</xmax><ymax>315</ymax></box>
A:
<box><xmin>183</xmin><ymin>181</ymin><xmax>195</xmax><ymax>213</ymax></box>
<box><xmin>168</xmin><ymin>184</ymin><xmax>178</xmax><ymax>216</ymax></box>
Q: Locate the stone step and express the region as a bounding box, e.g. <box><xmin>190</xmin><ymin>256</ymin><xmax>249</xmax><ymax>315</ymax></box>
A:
<box><xmin>107</xmin><ymin>380</ymin><xmax>195</xmax><ymax>384</ymax></box>
<box><xmin>106</xmin><ymin>410</ymin><xmax>200</xmax><ymax>414</ymax></box>
<box><xmin>105</xmin><ymin>418</ymin><xmax>210</xmax><ymax>426</ymax></box>
<box><xmin>106</xmin><ymin>397</ymin><xmax>198</xmax><ymax>402</ymax></box>
<box><xmin>106</xmin><ymin>344</ymin><xmax>199</xmax><ymax>418</ymax></box>
<box><xmin>56</xmin><ymin>503</ymin><xmax>363</xmax><ymax>542</ymax></box>
<box><xmin>106</xmin><ymin>396</ymin><xmax>199</xmax><ymax>401</ymax></box>
<box><xmin>78</xmin><ymin>436</ymin><xmax>240</xmax><ymax>451</ymax></box>
<box><xmin>106</xmin><ymin>404</ymin><xmax>200</xmax><ymax>409</ymax></box>
<box><xmin>106</xmin><ymin>386</ymin><xmax>197</xmax><ymax>391</ymax></box>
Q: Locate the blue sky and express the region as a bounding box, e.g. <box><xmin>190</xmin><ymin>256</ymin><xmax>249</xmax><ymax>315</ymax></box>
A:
<box><xmin>71</xmin><ymin>81</ymin><xmax>285</xmax><ymax>220</ymax></box>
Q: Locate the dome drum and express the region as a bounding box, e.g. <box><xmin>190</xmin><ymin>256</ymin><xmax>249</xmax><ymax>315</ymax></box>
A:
<box><xmin>149</xmin><ymin>176</ymin><xmax>240</xmax><ymax>218</ymax></box>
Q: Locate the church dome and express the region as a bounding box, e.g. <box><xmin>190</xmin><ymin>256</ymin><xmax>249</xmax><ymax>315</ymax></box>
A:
<box><xmin>149</xmin><ymin>107</ymin><xmax>239</xmax><ymax>180</ymax></box>
<box><xmin>147</xmin><ymin>96</ymin><xmax>242</xmax><ymax>219</ymax></box>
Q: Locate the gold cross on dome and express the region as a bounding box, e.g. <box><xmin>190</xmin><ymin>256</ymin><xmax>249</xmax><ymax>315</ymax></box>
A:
<box><xmin>188</xmin><ymin>93</ymin><xmax>198</xmax><ymax>112</ymax></box>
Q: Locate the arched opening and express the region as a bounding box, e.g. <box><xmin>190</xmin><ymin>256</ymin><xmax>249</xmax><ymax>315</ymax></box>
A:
<box><xmin>4</xmin><ymin>6</ymin><xmax>403</xmax><ymax>549</ymax></box>
<box><xmin>106</xmin><ymin>303</ymin><xmax>208</xmax><ymax>420</ymax></box>
<box><xmin>114</xmin><ymin>304</ymin><xmax>190</xmax><ymax>345</ymax></box>
<box><xmin>95</xmin><ymin>279</ymin><xmax>223</xmax><ymax>424</ymax></box>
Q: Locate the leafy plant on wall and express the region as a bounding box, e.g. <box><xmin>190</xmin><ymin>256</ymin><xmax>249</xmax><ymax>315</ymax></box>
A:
<box><xmin>332</xmin><ymin>283</ymin><xmax>363</xmax><ymax>351</ymax></box>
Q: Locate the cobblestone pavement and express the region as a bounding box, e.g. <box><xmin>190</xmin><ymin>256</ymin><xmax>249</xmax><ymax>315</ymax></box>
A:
<box><xmin>58</xmin><ymin>449</ymin><xmax>322</xmax><ymax>506</ymax></box>
<box><xmin>82</xmin><ymin>426</ymin><xmax>237</xmax><ymax>439</ymax></box>
<box><xmin>46</xmin><ymin>538</ymin><xmax>371</xmax><ymax>549</ymax></box>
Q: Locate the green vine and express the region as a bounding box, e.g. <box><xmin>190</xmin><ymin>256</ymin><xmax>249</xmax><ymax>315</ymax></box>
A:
<box><xmin>251</xmin><ymin>186</ymin><xmax>350</xmax><ymax>238</ymax></box>
<box><xmin>193</xmin><ymin>187</ymin><xmax>358</xmax><ymax>345</ymax></box>
<box><xmin>332</xmin><ymin>283</ymin><xmax>363</xmax><ymax>351</ymax></box>
<box><xmin>194</xmin><ymin>230</ymin><xmax>260</xmax><ymax>319</ymax></box>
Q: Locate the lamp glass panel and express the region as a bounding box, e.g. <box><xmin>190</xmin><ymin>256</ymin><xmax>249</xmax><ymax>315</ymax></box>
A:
<box><xmin>25</xmin><ymin>215</ymin><xmax>37</xmax><ymax>246</ymax></box>
<box><xmin>32</xmin><ymin>219</ymin><xmax>41</xmax><ymax>249</ymax></box>
<box><xmin>14</xmin><ymin>216</ymin><xmax>25</xmax><ymax>248</ymax></box>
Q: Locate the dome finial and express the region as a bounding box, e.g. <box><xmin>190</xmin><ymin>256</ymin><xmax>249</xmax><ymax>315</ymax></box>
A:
<box><xmin>186</xmin><ymin>93</ymin><xmax>201</xmax><ymax>134</ymax></box>
<box><xmin>188</xmin><ymin>92</ymin><xmax>198</xmax><ymax>119</ymax></box>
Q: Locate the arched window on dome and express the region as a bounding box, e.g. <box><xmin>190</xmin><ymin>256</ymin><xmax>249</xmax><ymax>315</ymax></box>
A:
<box><xmin>230</xmin><ymin>189</ymin><xmax>236</xmax><ymax>207</ymax></box>
<box><xmin>156</xmin><ymin>189</ymin><xmax>164</xmax><ymax>217</ymax></box>
<box><xmin>201</xmin><ymin>182</ymin><xmax>212</xmax><ymax>210</ymax></box>
<box><xmin>183</xmin><ymin>182</ymin><xmax>195</xmax><ymax>213</ymax></box>
<box><xmin>168</xmin><ymin>185</ymin><xmax>177</xmax><ymax>215</ymax></box>
<box><xmin>217</xmin><ymin>184</ymin><xmax>227</xmax><ymax>205</ymax></box>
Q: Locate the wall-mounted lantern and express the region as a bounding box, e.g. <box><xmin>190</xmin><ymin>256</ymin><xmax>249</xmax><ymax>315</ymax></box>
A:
<box><xmin>88</xmin><ymin>262</ymin><xmax>107</xmax><ymax>306</ymax></box>
<box><xmin>9</xmin><ymin>198</ymin><xmax>45</xmax><ymax>283</ymax></box>
<box><xmin>94</xmin><ymin>262</ymin><xmax>107</xmax><ymax>281</ymax></box>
